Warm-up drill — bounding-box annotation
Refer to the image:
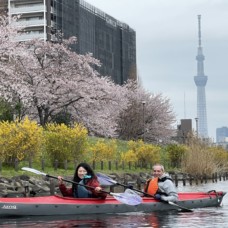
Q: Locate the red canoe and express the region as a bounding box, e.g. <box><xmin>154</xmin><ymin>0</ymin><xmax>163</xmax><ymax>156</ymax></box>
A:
<box><xmin>0</xmin><ymin>190</ymin><xmax>225</xmax><ymax>216</ymax></box>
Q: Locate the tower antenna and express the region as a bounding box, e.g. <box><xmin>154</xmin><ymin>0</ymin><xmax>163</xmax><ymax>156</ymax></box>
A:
<box><xmin>184</xmin><ymin>92</ymin><xmax>186</xmax><ymax>119</ymax></box>
<box><xmin>198</xmin><ymin>15</ymin><xmax>201</xmax><ymax>47</ymax></box>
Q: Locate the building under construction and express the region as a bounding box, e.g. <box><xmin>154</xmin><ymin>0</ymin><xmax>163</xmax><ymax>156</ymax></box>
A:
<box><xmin>1</xmin><ymin>0</ymin><xmax>137</xmax><ymax>85</ymax></box>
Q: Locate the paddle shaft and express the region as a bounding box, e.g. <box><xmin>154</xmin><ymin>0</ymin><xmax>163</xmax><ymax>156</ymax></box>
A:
<box><xmin>115</xmin><ymin>182</ymin><xmax>153</xmax><ymax>196</ymax></box>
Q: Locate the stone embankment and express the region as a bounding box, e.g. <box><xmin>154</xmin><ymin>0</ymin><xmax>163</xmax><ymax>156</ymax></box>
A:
<box><xmin>0</xmin><ymin>172</ymin><xmax>151</xmax><ymax>197</ymax></box>
<box><xmin>0</xmin><ymin>175</ymin><xmax>54</xmax><ymax>197</ymax></box>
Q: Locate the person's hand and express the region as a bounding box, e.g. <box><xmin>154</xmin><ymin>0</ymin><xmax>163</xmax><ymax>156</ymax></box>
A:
<box><xmin>58</xmin><ymin>176</ymin><xmax>63</xmax><ymax>185</ymax></box>
<box><xmin>154</xmin><ymin>194</ymin><xmax>161</xmax><ymax>200</ymax></box>
<box><xmin>127</xmin><ymin>185</ymin><xmax>134</xmax><ymax>189</ymax></box>
<box><xmin>95</xmin><ymin>186</ymin><xmax>102</xmax><ymax>192</ymax></box>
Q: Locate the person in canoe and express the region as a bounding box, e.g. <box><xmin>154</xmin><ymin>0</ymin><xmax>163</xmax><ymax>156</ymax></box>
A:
<box><xmin>144</xmin><ymin>163</ymin><xmax>178</xmax><ymax>202</ymax></box>
<box><xmin>58</xmin><ymin>162</ymin><xmax>107</xmax><ymax>199</ymax></box>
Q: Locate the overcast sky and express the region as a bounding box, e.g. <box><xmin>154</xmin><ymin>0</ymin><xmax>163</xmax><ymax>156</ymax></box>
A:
<box><xmin>86</xmin><ymin>0</ymin><xmax>228</xmax><ymax>141</ymax></box>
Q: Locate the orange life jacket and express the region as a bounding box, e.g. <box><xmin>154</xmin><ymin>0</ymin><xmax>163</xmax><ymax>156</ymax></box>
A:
<box><xmin>145</xmin><ymin>177</ymin><xmax>159</xmax><ymax>195</ymax></box>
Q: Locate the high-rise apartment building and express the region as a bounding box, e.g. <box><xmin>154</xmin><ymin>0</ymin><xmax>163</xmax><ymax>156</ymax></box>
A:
<box><xmin>216</xmin><ymin>127</ymin><xmax>228</xmax><ymax>143</ymax></box>
<box><xmin>176</xmin><ymin>119</ymin><xmax>192</xmax><ymax>144</ymax></box>
<box><xmin>216</xmin><ymin>127</ymin><xmax>228</xmax><ymax>150</ymax></box>
<box><xmin>1</xmin><ymin>0</ymin><xmax>137</xmax><ymax>84</ymax></box>
<box><xmin>0</xmin><ymin>0</ymin><xmax>7</xmax><ymax>12</ymax></box>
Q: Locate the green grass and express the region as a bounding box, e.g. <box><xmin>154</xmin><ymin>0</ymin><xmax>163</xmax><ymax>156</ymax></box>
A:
<box><xmin>0</xmin><ymin>161</ymin><xmax>151</xmax><ymax>178</ymax></box>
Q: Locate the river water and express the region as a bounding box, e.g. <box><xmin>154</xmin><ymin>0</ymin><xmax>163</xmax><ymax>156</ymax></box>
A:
<box><xmin>0</xmin><ymin>180</ymin><xmax>227</xmax><ymax>228</ymax></box>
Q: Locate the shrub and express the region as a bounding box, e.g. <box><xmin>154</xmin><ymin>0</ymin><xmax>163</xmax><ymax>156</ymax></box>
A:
<box><xmin>120</xmin><ymin>150</ymin><xmax>138</xmax><ymax>163</ymax></box>
<box><xmin>88</xmin><ymin>139</ymin><xmax>118</xmax><ymax>162</ymax></box>
<box><xmin>0</xmin><ymin>117</ymin><xmax>43</xmax><ymax>163</ymax></box>
<box><xmin>208</xmin><ymin>146</ymin><xmax>228</xmax><ymax>172</ymax></box>
<box><xmin>181</xmin><ymin>135</ymin><xmax>228</xmax><ymax>176</ymax></box>
<box><xmin>0</xmin><ymin>98</ymin><xmax>13</xmax><ymax>121</ymax></box>
<box><xmin>44</xmin><ymin>123</ymin><xmax>88</xmax><ymax>166</ymax></box>
<box><xmin>126</xmin><ymin>140</ymin><xmax>161</xmax><ymax>167</ymax></box>
<box><xmin>164</xmin><ymin>144</ymin><xmax>187</xmax><ymax>169</ymax></box>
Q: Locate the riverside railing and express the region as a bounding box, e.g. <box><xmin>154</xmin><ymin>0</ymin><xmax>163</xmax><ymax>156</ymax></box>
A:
<box><xmin>0</xmin><ymin>159</ymin><xmax>153</xmax><ymax>172</ymax></box>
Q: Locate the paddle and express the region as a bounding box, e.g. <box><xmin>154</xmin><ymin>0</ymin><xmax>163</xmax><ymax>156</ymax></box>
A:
<box><xmin>21</xmin><ymin>167</ymin><xmax>142</xmax><ymax>206</ymax></box>
<box><xmin>96</xmin><ymin>172</ymin><xmax>193</xmax><ymax>212</ymax></box>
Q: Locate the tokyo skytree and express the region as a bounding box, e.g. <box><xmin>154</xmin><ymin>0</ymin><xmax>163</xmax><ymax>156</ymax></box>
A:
<box><xmin>194</xmin><ymin>15</ymin><xmax>208</xmax><ymax>138</ymax></box>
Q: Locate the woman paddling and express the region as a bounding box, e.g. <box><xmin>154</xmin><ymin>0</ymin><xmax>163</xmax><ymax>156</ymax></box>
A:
<box><xmin>58</xmin><ymin>162</ymin><xmax>107</xmax><ymax>199</ymax></box>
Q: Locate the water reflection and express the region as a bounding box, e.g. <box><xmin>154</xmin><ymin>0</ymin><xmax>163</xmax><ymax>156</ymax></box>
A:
<box><xmin>0</xmin><ymin>181</ymin><xmax>227</xmax><ymax>227</ymax></box>
<box><xmin>1</xmin><ymin>208</ymin><xmax>227</xmax><ymax>228</ymax></box>
<box><xmin>0</xmin><ymin>213</ymin><xmax>153</xmax><ymax>228</ymax></box>
<box><xmin>0</xmin><ymin>215</ymin><xmax>110</xmax><ymax>228</ymax></box>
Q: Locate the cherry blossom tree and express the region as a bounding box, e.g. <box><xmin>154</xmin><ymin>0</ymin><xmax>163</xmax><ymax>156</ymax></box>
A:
<box><xmin>4</xmin><ymin>38</ymin><xmax>129</xmax><ymax>136</ymax></box>
<box><xmin>0</xmin><ymin>16</ymin><xmax>129</xmax><ymax>137</ymax></box>
<box><xmin>117</xmin><ymin>81</ymin><xmax>176</xmax><ymax>143</ymax></box>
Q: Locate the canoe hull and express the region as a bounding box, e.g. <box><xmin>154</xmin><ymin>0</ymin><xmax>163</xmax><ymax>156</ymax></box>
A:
<box><xmin>0</xmin><ymin>191</ymin><xmax>225</xmax><ymax>216</ymax></box>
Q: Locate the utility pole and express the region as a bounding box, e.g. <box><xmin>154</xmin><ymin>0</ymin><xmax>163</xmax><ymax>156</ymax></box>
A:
<box><xmin>142</xmin><ymin>101</ymin><xmax>146</xmax><ymax>141</ymax></box>
<box><xmin>195</xmin><ymin>117</ymin><xmax>199</xmax><ymax>137</ymax></box>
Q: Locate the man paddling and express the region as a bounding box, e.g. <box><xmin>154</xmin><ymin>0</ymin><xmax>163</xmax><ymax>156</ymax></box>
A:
<box><xmin>144</xmin><ymin>164</ymin><xmax>178</xmax><ymax>202</ymax></box>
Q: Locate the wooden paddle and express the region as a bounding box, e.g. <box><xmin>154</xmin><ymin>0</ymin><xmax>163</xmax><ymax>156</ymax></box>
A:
<box><xmin>22</xmin><ymin>167</ymin><xmax>142</xmax><ymax>206</ymax></box>
<box><xmin>96</xmin><ymin>172</ymin><xmax>193</xmax><ymax>212</ymax></box>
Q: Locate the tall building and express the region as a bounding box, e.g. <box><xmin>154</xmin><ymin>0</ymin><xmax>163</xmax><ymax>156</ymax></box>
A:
<box><xmin>216</xmin><ymin>127</ymin><xmax>228</xmax><ymax>150</ymax></box>
<box><xmin>194</xmin><ymin>15</ymin><xmax>208</xmax><ymax>138</ymax></box>
<box><xmin>176</xmin><ymin>119</ymin><xmax>192</xmax><ymax>144</ymax></box>
<box><xmin>216</xmin><ymin>127</ymin><xmax>228</xmax><ymax>143</ymax></box>
<box><xmin>0</xmin><ymin>0</ymin><xmax>7</xmax><ymax>13</ymax></box>
<box><xmin>2</xmin><ymin>0</ymin><xmax>137</xmax><ymax>85</ymax></box>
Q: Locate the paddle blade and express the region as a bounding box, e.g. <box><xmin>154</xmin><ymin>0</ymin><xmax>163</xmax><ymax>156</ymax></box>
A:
<box><xmin>111</xmin><ymin>189</ymin><xmax>142</xmax><ymax>206</ymax></box>
<box><xmin>22</xmin><ymin>167</ymin><xmax>47</xmax><ymax>176</ymax></box>
<box><xmin>96</xmin><ymin>173</ymin><xmax>117</xmax><ymax>186</ymax></box>
<box><xmin>98</xmin><ymin>176</ymin><xmax>114</xmax><ymax>186</ymax></box>
<box><xmin>168</xmin><ymin>201</ymin><xmax>193</xmax><ymax>212</ymax></box>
